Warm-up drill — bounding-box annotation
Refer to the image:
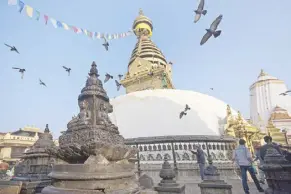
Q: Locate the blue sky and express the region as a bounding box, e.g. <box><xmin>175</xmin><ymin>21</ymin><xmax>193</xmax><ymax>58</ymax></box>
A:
<box><xmin>0</xmin><ymin>0</ymin><xmax>291</xmax><ymax>137</ymax></box>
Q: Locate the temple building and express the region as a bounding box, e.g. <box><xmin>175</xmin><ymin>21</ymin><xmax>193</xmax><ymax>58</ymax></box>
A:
<box><xmin>0</xmin><ymin>126</ymin><xmax>42</xmax><ymax>164</ymax></box>
<box><xmin>108</xmin><ymin>9</ymin><xmax>261</xmax><ymax>182</ymax></box>
<box><xmin>249</xmin><ymin>69</ymin><xmax>291</xmax><ymax>144</ymax></box>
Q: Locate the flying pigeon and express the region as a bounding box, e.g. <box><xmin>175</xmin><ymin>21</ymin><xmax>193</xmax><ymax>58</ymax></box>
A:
<box><xmin>184</xmin><ymin>104</ymin><xmax>191</xmax><ymax>112</ymax></box>
<box><xmin>179</xmin><ymin>111</ymin><xmax>187</xmax><ymax>119</ymax></box>
<box><xmin>169</xmin><ymin>61</ymin><xmax>173</xmax><ymax>65</ymax></box>
<box><xmin>118</xmin><ymin>74</ymin><xmax>123</xmax><ymax>80</ymax></box>
<box><xmin>279</xmin><ymin>92</ymin><xmax>288</xmax><ymax>96</ymax></box>
<box><xmin>62</xmin><ymin>66</ymin><xmax>71</xmax><ymax>76</ymax></box>
<box><xmin>39</xmin><ymin>79</ymin><xmax>47</xmax><ymax>87</ymax></box>
<box><xmin>115</xmin><ymin>80</ymin><xmax>122</xmax><ymax>91</ymax></box>
<box><xmin>104</xmin><ymin>73</ymin><xmax>113</xmax><ymax>83</ymax></box>
<box><xmin>200</xmin><ymin>14</ymin><xmax>223</xmax><ymax>46</ymax></box>
<box><xmin>102</xmin><ymin>37</ymin><xmax>109</xmax><ymax>51</ymax></box>
<box><xmin>194</xmin><ymin>0</ymin><xmax>207</xmax><ymax>23</ymax></box>
<box><xmin>4</xmin><ymin>43</ymin><xmax>19</xmax><ymax>54</ymax></box>
<box><xmin>210</xmin><ymin>88</ymin><xmax>214</xmax><ymax>90</ymax></box>
<box><xmin>12</xmin><ymin>67</ymin><xmax>25</xmax><ymax>79</ymax></box>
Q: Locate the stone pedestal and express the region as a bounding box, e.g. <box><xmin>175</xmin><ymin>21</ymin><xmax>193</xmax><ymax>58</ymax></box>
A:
<box><xmin>154</xmin><ymin>159</ymin><xmax>185</xmax><ymax>194</ymax></box>
<box><xmin>260</xmin><ymin>146</ymin><xmax>291</xmax><ymax>194</ymax></box>
<box><xmin>198</xmin><ymin>157</ymin><xmax>232</xmax><ymax>194</ymax></box>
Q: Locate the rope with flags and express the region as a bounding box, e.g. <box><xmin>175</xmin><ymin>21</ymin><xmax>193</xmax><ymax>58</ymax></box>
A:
<box><xmin>8</xmin><ymin>0</ymin><xmax>133</xmax><ymax>40</ymax></box>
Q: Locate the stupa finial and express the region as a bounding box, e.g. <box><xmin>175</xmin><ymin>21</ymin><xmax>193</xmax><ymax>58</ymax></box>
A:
<box><xmin>139</xmin><ymin>8</ymin><xmax>144</xmax><ymax>16</ymax></box>
<box><xmin>89</xmin><ymin>61</ymin><xmax>99</xmax><ymax>77</ymax></box>
<box><xmin>44</xmin><ymin>124</ymin><xmax>50</xmax><ymax>133</ymax></box>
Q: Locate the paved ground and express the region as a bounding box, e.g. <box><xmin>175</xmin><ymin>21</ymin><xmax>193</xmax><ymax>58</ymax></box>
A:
<box><xmin>181</xmin><ymin>179</ymin><xmax>267</xmax><ymax>194</ymax></box>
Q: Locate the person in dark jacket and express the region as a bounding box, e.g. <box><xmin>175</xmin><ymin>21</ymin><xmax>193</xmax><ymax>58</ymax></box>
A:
<box><xmin>191</xmin><ymin>145</ymin><xmax>206</xmax><ymax>180</ymax></box>
<box><xmin>260</xmin><ymin>136</ymin><xmax>282</xmax><ymax>161</ymax></box>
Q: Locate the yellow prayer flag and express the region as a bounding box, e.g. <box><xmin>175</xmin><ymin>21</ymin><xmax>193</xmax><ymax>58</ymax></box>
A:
<box><xmin>62</xmin><ymin>23</ymin><xmax>70</xmax><ymax>30</ymax></box>
<box><xmin>26</xmin><ymin>5</ymin><xmax>33</xmax><ymax>18</ymax></box>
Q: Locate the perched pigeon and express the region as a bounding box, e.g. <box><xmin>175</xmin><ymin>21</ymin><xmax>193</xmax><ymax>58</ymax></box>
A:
<box><xmin>12</xmin><ymin>67</ymin><xmax>25</xmax><ymax>79</ymax></box>
<box><xmin>194</xmin><ymin>0</ymin><xmax>207</xmax><ymax>23</ymax></box>
<box><xmin>118</xmin><ymin>74</ymin><xmax>123</xmax><ymax>80</ymax></box>
<box><xmin>39</xmin><ymin>79</ymin><xmax>47</xmax><ymax>87</ymax></box>
<box><xmin>200</xmin><ymin>14</ymin><xmax>223</xmax><ymax>46</ymax></box>
<box><xmin>184</xmin><ymin>104</ymin><xmax>191</xmax><ymax>112</ymax></box>
<box><xmin>115</xmin><ymin>80</ymin><xmax>122</xmax><ymax>91</ymax></box>
<box><xmin>102</xmin><ymin>37</ymin><xmax>109</xmax><ymax>51</ymax></box>
<box><xmin>179</xmin><ymin>111</ymin><xmax>187</xmax><ymax>119</ymax></box>
<box><xmin>62</xmin><ymin>66</ymin><xmax>71</xmax><ymax>76</ymax></box>
<box><xmin>4</xmin><ymin>43</ymin><xmax>19</xmax><ymax>54</ymax></box>
<box><xmin>104</xmin><ymin>73</ymin><xmax>113</xmax><ymax>83</ymax></box>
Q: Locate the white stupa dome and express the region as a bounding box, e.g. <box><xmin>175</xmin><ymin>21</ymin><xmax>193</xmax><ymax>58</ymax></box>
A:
<box><xmin>109</xmin><ymin>89</ymin><xmax>240</xmax><ymax>139</ymax></box>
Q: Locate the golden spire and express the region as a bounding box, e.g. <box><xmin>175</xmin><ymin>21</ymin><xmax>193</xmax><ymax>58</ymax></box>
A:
<box><xmin>139</xmin><ymin>8</ymin><xmax>144</xmax><ymax>15</ymax></box>
<box><xmin>132</xmin><ymin>9</ymin><xmax>153</xmax><ymax>37</ymax></box>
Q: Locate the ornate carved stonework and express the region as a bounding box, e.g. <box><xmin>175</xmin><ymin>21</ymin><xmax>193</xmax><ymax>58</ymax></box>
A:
<box><xmin>42</xmin><ymin>62</ymin><xmax>140</xmax><ymax>194</ymax></box>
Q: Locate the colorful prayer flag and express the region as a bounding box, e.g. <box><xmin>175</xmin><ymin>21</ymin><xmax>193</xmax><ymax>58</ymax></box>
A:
<box><xmin>62</xmin><ymin>23</ymin><xmax>70</xmax><ymax>30</ymax></box>
<box><xmin>25</xmin><ymin>5</ymin><xmax>33</xmax><ymax>18</ymax></box>
<box><xmin>50</xmin><ymin>18</ymin><xmax>58</xmax><ymax>28</ymax></box>
<box><xmin>35</xmin><ymin>10</ymin><xmax>40</xmax><ymax>21</ymax></box>
<box><xmin>8</xmin><ymin>0</ymin><xmax>17</xmax><ymax>5</ymax></box>
<box><xmin>44</xmin><ymin>15</ymin><xmax>49</xmax><ymax>25</ymax></box>
<box><xmin>18</xmin><ymin>1</ymin><xmax>25</xmax><ymax>13</ymax></box>
<box><xmin>56</xmin><ymin>21</ymin><xmax>63</xmax><ymax>28</ymax></box>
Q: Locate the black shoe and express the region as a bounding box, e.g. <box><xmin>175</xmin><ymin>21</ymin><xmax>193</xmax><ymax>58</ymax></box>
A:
<box><xmin>258</xmin><ymin>188</ymin><xmax>264</xmax><ymax>192</ymax></box>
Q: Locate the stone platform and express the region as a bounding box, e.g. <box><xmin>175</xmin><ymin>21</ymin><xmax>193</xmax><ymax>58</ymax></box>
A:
<box><xmin>179</xmin><ymin>179</ymin><xmax>267</xmax><ymax>194</ymax></box>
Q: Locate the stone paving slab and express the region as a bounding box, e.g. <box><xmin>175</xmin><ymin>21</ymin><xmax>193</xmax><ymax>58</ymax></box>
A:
<box><xmin>182</xmin><ymin>179</ymin><xmax>267</xmax><ymax>194</ymax></box>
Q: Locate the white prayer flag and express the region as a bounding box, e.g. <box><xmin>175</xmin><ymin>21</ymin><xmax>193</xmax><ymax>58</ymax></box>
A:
<box><xmin>8</xmin><ymin>0</ymin><xmax>17</xmax><ymax>5</ymax></box>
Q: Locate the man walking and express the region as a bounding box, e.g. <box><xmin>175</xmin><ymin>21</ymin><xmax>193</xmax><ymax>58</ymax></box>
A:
<box><xmin>233</xmin><ymin>139</ymin><xmax>264</xmax><ymax>194</ymax></box>
<box><xmin>191</xmin><ymin>145</ymin><xmax>206</xmax><ymax>180</ymax></box>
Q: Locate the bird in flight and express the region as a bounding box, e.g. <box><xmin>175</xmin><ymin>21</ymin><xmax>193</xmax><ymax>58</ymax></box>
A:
<box><xmin>179</xmin><ymin>111</ymin><xmax>187</xmax><ymax>119</ymax></box>
<box><xmin>12</xmin><ymin>67</ymin><xmax>25</xmax><ymax>79</ymax></box>
<box><xmin>39</xmin><ymin>79</ymin><xmax>47</xmax><ymax>87</ymax></box>
<box><xmin>62</xmin><ymin>66</ymin><xmax>71</xmax><ymax>76</ymax></box>
<box><xmin>4</xmin><ymin>43</ymin><xmax>19</xmax><ymax>54</ymax></box>
<box><xmin>200</xmin><ymin>14</ymin><xmax>223</xmax><ymax>45</ymax></box>
<box><xmin>104</xmin><ymin>73</ymin><xmax>113</xmax><ymax>83</ymax></box>
<box><xmin>115</xmin><ymin>80</ymin><xmax>122</xmax><ymax>91</ymax></box>
<box><xmin>194</xmin><ymin>0</ymin><xmax>207</xmax><ymax>23</ymax></box>
<box><xmin>102</xmin><ymin>37</ymin><xmax>109</xmax><ymax>51</ymax></box>
<box><xmin>184</xmin><ymin>104</ymin><xmax>191</xmax><ymax>112</ymax></box>
<box><xmin>169</xmin><ymin>61</ymin><xmax>173</xmax><ymax>65</ymax></box>
<box><xmin>210</xmin><ymin>88</ymin><xmax>214</xmax><ymax>90</ymax></box>
<box><xmin>118</xmin><ymin>74</ymin><xmax>123</xmax><ymax>80</ymax></box>
<box><xmin>279</xmin><ymin>92</ymin><xmax>288</xmax><ymax>96</ymax></box>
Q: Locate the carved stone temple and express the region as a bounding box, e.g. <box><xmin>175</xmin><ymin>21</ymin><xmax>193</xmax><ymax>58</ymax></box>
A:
<box><xmin>7</xmin><ymin>124</ymin><xmax>59</xmax><ymax>194</ymax></box>
<box><xmin>42</xmin><ymin>62</ymin><xmax>142</xmax><ymax>194</ymax></box>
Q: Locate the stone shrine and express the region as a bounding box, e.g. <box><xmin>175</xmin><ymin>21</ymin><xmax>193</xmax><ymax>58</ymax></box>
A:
<box><xmin>0</xmin><ymin>124</ymin><xmax>58</xmax><ymax>194</ymax></box>
<box><xmin>42</xmin><ymin>62</ymin><xmax>141</xmax><ymax>194</ymax></box>
<box><xmin>154</xmin><ymin>158</ymin><xmax>185</xmax><ymax>194</ymax></box>
<box><xmin>260</xmin><ymin>146</ymin><xmax>291</xmax><ymax>194</ymax></box>
<box><xmin>198</xmin><ymin>157</ymin><xmax>232</xmax><ymax>194</ymax></box>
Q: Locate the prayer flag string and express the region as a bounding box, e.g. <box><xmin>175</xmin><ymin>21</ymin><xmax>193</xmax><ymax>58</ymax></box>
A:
<box><xmin>8</xmin><ymin>0</ymin><xmax>133</xmax><ymax>40</ymax></box>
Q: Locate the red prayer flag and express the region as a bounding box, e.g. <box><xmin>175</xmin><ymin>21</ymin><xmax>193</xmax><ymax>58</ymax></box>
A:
<box><xmin>44</xmin><ymin>15</ymin><xmax>49</xmax><ymax>25</ymax></box>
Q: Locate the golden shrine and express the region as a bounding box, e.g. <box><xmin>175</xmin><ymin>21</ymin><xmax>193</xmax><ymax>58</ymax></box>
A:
<box><xmin>224</xmin><ymin>105</ymin><xmax>264</xmax><ymax>154</ymax></box>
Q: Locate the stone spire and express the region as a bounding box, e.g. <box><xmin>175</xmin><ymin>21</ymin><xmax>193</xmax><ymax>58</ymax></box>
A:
<box><xmin>120</xmin><ymin>9</ymin><xmax>174</xmax><ymax>94</ymax></box>
<box><xmin>42</xmin><ymin>61</ymin><xmax>140</xmax><ymax>194</ymax></box>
